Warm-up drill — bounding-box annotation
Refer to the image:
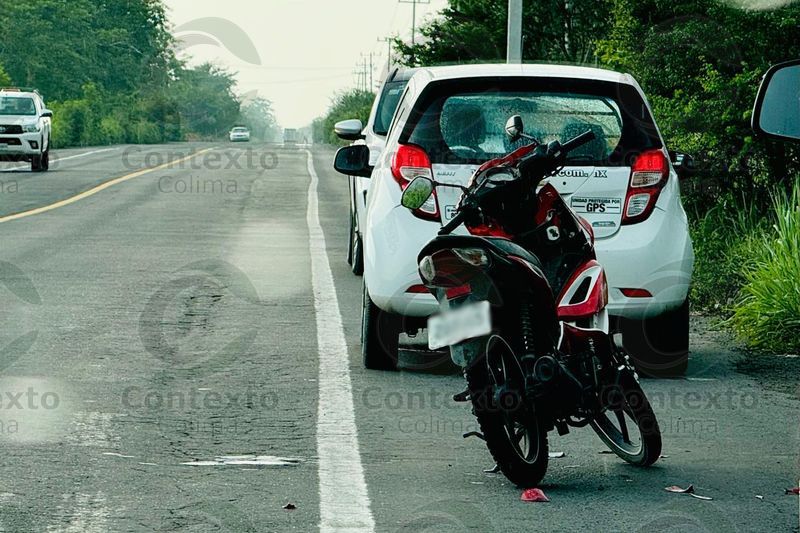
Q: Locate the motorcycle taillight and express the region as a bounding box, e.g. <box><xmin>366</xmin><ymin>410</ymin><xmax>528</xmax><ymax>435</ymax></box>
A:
<box><xmin>419</xmin><ymin>248</ymin><xmax>490</xmax><ymax>288</ymax></box>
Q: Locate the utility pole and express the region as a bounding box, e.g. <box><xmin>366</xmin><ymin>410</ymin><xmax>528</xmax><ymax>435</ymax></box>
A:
<box><xmin>507</xmin><ymin>0</ymin><xmax>523</xmax><ymax>64</ymax></box>
<box><xmin>399</xmin><ymin>0</ymin><xmax>430</xmax><ymax>49</ymax></box>
<box><xmin>378</xmin><ymin>37</ymin><xmax>394</xmax><ymax>73</ymax></box>
<box><xmin>353</xmin><ymin>58</ymin><xmax>368</xmax><ymax>92</ymax></box>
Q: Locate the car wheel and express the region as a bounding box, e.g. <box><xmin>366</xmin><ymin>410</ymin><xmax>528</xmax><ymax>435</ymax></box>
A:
<box><xmin>361</xmin><ymin>282</ymin><xmax>400</xmax><ymax>371</ymax></box>
<box><xmin>620</xmin><ymin>299</ymin><xmax>689</xmax><ymax>378</ymax></box>
<box><xmin>31</xmin><ymin>154</ymin><xmax>42</xmax><ymax>172</ymax></box>
<box><xmin>40</xmin><ymin>148</ymin><xmax>50</xmax><ymax>172</ymax></box>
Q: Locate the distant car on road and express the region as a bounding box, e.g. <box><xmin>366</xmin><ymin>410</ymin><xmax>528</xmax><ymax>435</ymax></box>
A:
<box><xmin>334</xmin><ymin>64</ymin><xmax>695</xmax><ymax>376</ymax></box>
<box><xmin>0</xmin><ymin>88</ymin><xmax>53</xmax><ymax>172</ymax></box>
<box><xmin>229</xmin><ymin>126</ymin><xmax>251</xmax><ymax>142</ymax></box>
<box><xmin>334</xmin><ymin>67</ymin><xmax>417</xmax><ymax>275</ymax></box>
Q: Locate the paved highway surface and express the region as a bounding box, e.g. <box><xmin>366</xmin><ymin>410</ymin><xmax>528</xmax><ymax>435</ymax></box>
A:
<box><xmin>0</xmin><ymin>144</ymin><xmax>797</xmax><ymax>532</ymax></box>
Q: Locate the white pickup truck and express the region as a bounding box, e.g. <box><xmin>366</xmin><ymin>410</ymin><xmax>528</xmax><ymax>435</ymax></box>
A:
<box><xmin>0</xmin><ymin>88</ymin><xmax>53</xmax><ymax>172</ymax></box>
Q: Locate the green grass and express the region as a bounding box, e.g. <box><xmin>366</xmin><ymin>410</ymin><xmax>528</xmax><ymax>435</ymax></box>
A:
<box><xmin>729</xmin><ymin>183</ymin><xmax>800</xmax><ymax>352</ymax></box>
<box><xmin>689</xmin><ymin>195</ymin><xmax>767</xmax><ymax>313</ymax></box>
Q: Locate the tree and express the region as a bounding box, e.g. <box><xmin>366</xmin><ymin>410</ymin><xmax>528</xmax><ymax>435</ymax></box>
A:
<box><xmin>172</xmin><ymin>64</ymin><xmax>241</xmax><ymax>139</ymax></box>
<box><xmin>598</xmin><ymin>0</ymin><xmax>800</xmax><ymax>208</ymax></box>
<box><xmin>239</xmin><ymin>97</ymin><xmax>281</xmax><ymax>142</ymax></box>
<box><xmin>0</xmin><ymin>62</ymin><xmax>10</xmax><ymax>86</ymax></box>
<box><xmin>318</xmin><ymin>90</ymin><xmax>375</xmax><ymax>145</ymax></box>
<box><xmin>395</xmin><ymin>0</ymin><xmax>612</xmax><ymax>66</ymax></box>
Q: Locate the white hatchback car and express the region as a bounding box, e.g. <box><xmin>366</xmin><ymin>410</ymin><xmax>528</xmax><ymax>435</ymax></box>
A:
<box><xmin>335</xmin><ymin>64</ymin><xmax>694</xmax><ymax>376</ymax></box>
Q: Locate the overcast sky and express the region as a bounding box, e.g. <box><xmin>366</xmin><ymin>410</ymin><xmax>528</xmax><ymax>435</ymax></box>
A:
<box><xmin>165</xmin><ymin>0</ymin><xmax>448</xmax><ymax>128</ymax></box>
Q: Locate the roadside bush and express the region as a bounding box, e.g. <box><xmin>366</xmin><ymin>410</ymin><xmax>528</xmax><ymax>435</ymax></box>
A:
<box><xmin>129</xmin><ymin>121</ymin><xmax>163</xmax><ymax>145</ymax></box>
<box><xmin>314</xmin><ymin>89</ymin><xmax>375</xmax><ymax>145</ymax></box>
<box><xmin>99</xmin><ymin>116</ymin><xmax>126</xmax><ymax>145</ymax></box>
<box><xmin>689</xmin><ymin>195</ymin><xmax>767</xmax><ymax>312</ymax></box>
<box><xmin>730</xmin><ymin>180</ymin><xmax>800</xmax><ymax>352</ymax></box>
<box><xmin>49</xmin><ymin>99</ymin><xmax>91</xmax><ymax>148</ymax></box>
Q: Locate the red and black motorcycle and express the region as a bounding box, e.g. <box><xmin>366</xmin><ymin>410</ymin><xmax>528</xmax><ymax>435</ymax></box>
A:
<box><xmin>401</xmin><ymin>116</ymin><xmax>662</xmax><ymax>487</ymax></box>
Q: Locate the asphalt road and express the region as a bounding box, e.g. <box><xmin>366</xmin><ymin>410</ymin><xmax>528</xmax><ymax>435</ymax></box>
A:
<box><xmin>0</xmin><ymin>144</ymin><xmax>797</xmax><ymax>532</ymax></box>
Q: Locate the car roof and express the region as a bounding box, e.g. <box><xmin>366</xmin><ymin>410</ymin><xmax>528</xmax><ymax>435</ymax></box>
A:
<box><xmin>386</xmin><ymin>67</ymin><xmax>419</xmax><ymax>83</ymax></box>
<box><xmin>409</xmin><ymin>63</ymin><xmax>635</xmax><ymax>86</ymax></box>
<box><xmin>0</xmin><ymin>88</ymin><xmax>42</xmax><ymax>99</ymax></box>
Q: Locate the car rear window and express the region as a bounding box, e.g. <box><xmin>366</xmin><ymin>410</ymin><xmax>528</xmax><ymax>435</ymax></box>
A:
<box><xmin>402</xmin><ymin>77</ymin><xmax>662</xmax><ymax>166</ymax></box>
<box><xmin>374</xmin><ymin>80</ymin><xmax>409</xmax><ymax>136</ymax></box>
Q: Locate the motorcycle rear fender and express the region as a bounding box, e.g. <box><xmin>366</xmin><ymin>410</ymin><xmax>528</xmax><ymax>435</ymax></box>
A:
<box><xmin>556</xmin><ymin>260</ymin><xmax>609</xmax><ymax>322</ymax></box>
<box><xmin>421</xmin><ymin>236</ymin><xmax>560</xmax><ymax>369</ymax></box>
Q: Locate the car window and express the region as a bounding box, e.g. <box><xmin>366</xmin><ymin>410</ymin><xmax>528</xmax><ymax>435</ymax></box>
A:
<box><xmin>374</xmin><ymin>80</ymin><xmax>409</xmax><ymax>136</ymax></box>
<box><xmin>0</xmin><ymin>96</ymin><xmax>37</xmax><ymax>116</ymax></box>
<box><xmin>404</xmin><ymin>78</ymin><xmax>661</xmax><ymax>166</ymax></box>
<box><xmin>385</xmin><ymin>85</ymin><xmax>412</xmax><ymax>143</ymax></box>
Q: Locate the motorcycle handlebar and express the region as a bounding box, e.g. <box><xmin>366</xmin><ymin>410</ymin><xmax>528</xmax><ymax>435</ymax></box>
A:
<box><xmin>561</xmin><ymin>130</ymin><xmax>597</xmax><ymax>154</ymax></box>
<box><xmin>437</xmin><ymin>130</ymin><xmax>596</xmax><ymax>235</ymax></box>
<box><xmin>439</xmin><ymin>209</ymin><xmax>467</xmax><ymax>235</ymax></box>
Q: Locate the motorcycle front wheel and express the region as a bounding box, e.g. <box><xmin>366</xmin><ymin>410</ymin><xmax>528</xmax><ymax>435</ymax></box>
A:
<box><xmin>591</xmin><ymin>369</ymin><xmax>662</xmax><ymax>466</ymax></box>
<box><xmin>466</xmin><ymin>335</ymin><xmax>549</xmax><ymax>488</ymax></box>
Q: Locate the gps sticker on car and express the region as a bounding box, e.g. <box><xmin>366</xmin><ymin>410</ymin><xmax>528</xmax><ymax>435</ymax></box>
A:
<box><xmin>571</xmin><ymin>197</ymin><xmax>622</xmax><ymax>214</ymax></box>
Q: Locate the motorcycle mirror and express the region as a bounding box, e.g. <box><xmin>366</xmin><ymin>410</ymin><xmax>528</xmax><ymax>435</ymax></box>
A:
<box><xmin>505</xmin><ymin>115</ymin><xmax>524</xmax><ymax>142</ymax></box>
<box><xmin>401</xmin><ymin>176</ymin><xmax>435</xmax><ymax>210</ymax></box>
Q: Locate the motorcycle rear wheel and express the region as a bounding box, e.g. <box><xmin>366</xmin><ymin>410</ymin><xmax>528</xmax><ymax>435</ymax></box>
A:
<box><xmin>591</xmin><ymin>370</ymin><xmax>662</xmax><ymax>466</ymax></box>
<box><xmin>466</xmin><ymin>335</ymin><xmax>549</xmax><ymax>488</ymax></box>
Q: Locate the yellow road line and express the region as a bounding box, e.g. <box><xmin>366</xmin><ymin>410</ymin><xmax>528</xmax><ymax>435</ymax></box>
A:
<box><xmin>0</xmin><ymin>147</ymin><xmax>216</xmax><ymax>224</ymax></box>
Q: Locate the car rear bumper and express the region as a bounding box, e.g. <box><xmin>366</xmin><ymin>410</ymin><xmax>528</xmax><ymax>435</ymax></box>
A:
<box><xmin>597</xmin><ymin>206</ymin><xmax>694</xmax><ymax>320</ymax></box>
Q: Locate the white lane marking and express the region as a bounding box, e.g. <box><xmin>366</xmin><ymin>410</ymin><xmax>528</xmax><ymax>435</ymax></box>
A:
<box><xmin>307</xmin><ymin>150</ymin><xmax>376</xmax><ymax>532</ymax></box>
<box><xmin>180</xmin><ymin>455</ymin><xmax>302</xmax><ymax>467</ymax></box>
<box><xmin>0</xmin><ymin>147</ymin><xmax>118</xmax><ymax>171</ymax></box>
<box><xmin>52</xmin><ymin>147</ymin><xmax>118</xmax><ymax>163</ymax></box>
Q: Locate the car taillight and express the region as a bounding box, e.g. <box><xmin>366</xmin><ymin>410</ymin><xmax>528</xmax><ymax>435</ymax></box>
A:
<box><xmin>391</xmin><ymin>144</ymin><xmax>439</xmax><ymax>220</ymax></box>
<box><xmin>622</xmin><ymin>149</ymin><xmax>669</xmax><ymax>225</ymax></box>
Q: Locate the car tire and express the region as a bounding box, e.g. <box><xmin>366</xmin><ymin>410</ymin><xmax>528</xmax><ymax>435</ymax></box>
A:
<box><xmin>361</xmin><ymin>282</ymin><xmax>400</xmax><ymax>371</ymax></box>
<box><xmin>40</xmin><ymin>147</ymin><xmax>50</xmax><ymax>172</ymax></box>
<box><xmin>620</xmin><ymin>299</ymin><xmax>689</xmax><ymax>378</ymax></box>
<box><xmin>31</xmin><ymin>154</ymin><xmax>42</xmax><ymax>172</ymax></box>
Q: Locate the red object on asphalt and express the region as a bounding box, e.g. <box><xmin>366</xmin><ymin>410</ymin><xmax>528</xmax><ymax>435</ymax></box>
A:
<box><xmin>521</xmin><ymin>488</ymin><xmax>550</xmax><ymax>502</ymax></box>
<box><xmin>786</xmin><ymin>487</ymin><xmax>800</xmax><ymax>495</ymax></box>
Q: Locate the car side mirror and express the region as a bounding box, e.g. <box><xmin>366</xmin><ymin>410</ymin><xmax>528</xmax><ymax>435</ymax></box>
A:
<box><xmin>334</xmin><ymin>145</ymin><xmax>373</xmax><ymax>178</ymax></box>
<box><xmin>753</xmin><ymin>59</ymin><xmax>800</xmax><ymax>143</ymax></box>
<box><xmin>334</xmin><ymin>119</ymin><xmax>365</xmax><ymax>141</ymax></box>
<box><xmin>400</xmin><ymin>177</ymin><xmax>435</xmax><ymax>210</ymax></box>
<box><xmin>669</xmin><ymin>151</ymin><xmax>696</xmax><ymax>180</ymax></box>
<box><xmin>505</xmin><ymin>115</ymin><xmax>524</xmax><ymax>142</ymax></box>
<box><xmin>41</xmin><ymin>109</ymin><xmax>53</xmax><ymax>118</ymax></box>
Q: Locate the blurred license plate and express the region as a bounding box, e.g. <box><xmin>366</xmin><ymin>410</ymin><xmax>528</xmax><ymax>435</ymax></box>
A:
<box><xmin>428</xmin><ymin>301</ymin><xmax>491</xmax><ymax>350</ymax></box>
